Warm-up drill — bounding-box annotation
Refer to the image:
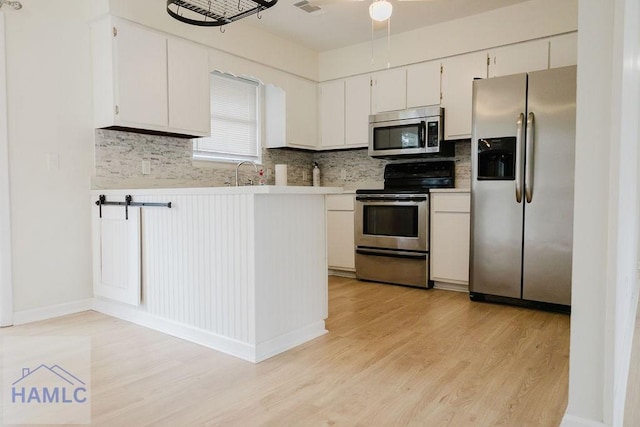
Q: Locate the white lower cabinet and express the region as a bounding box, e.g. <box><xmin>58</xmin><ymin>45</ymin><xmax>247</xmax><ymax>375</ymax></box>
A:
<box><xmin>326</xmin><ymin>194</ymin><xmax>355</xmax><ymax>272</ymax></box>
<box><xmin>430</xmin><ymin>191</ymin><xmax>470</xmax><ymax>291</ymax></box>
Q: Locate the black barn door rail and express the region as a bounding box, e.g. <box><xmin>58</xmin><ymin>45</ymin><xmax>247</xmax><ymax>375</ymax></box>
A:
<box><xmin>95</xmin><ymin>194</ymin><xmax>172</xmax><ymax>220</ymax></box>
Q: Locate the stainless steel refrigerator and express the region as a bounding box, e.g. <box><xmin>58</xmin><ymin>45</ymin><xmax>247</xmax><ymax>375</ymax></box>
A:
<box><xmin>469</xmin><ymin>66</ymin><xmax>576</xmax><ymax>309</ymax></box>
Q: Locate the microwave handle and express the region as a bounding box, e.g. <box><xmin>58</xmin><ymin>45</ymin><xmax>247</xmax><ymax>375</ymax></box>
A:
<box><xmin>420</xmin><ymin>121</ymin><xmax>426</xmax><ymax>147</ymax></box>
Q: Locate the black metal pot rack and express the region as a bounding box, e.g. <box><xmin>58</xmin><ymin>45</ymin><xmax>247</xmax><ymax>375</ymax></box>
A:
<box><xmin>166</xmin><ymin>0</ymin><xmax>278</xmax><ymax>28</ymax></box>
<box><xmin>95</xmin><ymin>195</ymin><xmax>172</xmax><ymax>220</ymax></box>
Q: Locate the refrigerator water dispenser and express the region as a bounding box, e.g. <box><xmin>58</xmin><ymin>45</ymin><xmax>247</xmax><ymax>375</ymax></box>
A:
<box><xmin>477</xmin><ymin>137</ymin><xmax>516</xmax><ymax>180</ymax></box>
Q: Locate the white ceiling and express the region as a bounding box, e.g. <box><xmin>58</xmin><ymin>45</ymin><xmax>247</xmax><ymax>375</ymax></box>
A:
<box><xmin>243</xmin><ymin>0</ymin><xmax>530</xmax><ymax>52</ymax></box>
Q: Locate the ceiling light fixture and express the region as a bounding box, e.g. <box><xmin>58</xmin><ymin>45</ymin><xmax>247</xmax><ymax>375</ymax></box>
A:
<box><xmin>369</xmin><ymin>0</ymin><xmax>392</xmax><ymax>22</ymax></box>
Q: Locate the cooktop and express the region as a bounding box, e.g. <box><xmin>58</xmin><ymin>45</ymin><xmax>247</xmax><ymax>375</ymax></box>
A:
<box><xmin>356</xmin><ymin>160</ymin><xmax>455</xmax><ymax>194</ymax></box>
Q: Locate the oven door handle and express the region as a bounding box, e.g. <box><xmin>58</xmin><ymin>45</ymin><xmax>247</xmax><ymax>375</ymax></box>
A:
<box><xmin>356</xmin><ymin>248</ymin><xmax>427</xmax><ymax>260</ymax></box>
<box><xmin>356</xmin><ymin>195</ymin><xmax>428</xmax><ymax>202</ymax></box>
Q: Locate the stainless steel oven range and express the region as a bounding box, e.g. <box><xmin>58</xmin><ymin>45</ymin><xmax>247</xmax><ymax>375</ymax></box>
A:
<box><xmin>355</xmin><ymin>161</ymin><xmax>455</xmax><ymax>288</ymax></box>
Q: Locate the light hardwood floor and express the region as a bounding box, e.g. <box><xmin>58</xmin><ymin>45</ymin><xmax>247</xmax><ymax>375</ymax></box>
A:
<box><xmin>0</xmin><ymin>277</ymin><xmax>570</xmax><ymax>426</ymax></box>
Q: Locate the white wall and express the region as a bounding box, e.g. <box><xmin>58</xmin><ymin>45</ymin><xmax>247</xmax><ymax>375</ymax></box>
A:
<box><xmin>319</xmin><ymin>0</ymin><xmax>578</xmax><ymax>81</ymax></box>
<box><xmin>0</xmin><ymin>13</ymin><xmax>13</xmax><ymax>326</ymax></box>
<box><xmin>562</xmin><ymin>0</ymin><xmax>640</xmax><ymax>425</ymax></box>
<box><xmin>4</xmin><ymin>0</ymin><xmax>101</xmax><ymax>314</ymax></box>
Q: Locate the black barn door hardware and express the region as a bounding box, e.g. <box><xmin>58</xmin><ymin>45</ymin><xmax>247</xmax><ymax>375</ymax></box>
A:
<box><xmin>95</xmin><ymin>194</ymin><xmax>172</xmax><ymax>220</ymax></box>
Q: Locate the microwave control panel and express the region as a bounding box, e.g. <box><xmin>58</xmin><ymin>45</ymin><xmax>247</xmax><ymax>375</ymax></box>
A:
<box><xmin>427</xmin><ymin>121</ymin><xmax>439</xmax><ymax>148</ymax></box>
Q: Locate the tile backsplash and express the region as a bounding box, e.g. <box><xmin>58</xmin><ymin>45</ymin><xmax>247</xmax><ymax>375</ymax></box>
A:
<box><xmin>93</xmin><ymin>129</ymin><xmax>471</xmax><ymax>189</ymax></box>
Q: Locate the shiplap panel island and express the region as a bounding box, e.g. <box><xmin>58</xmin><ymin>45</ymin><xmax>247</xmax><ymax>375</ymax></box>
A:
<box><xmin>91</xmin><ymin>186</ymin><xmax>342</xmax><ymax>363</ymax></box>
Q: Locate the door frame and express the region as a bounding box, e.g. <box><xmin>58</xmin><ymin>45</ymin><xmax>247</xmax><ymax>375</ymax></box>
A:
<box><xmin>0</xmin><ymin>12</ymin><xmax>13</xmax><ymax>327</ymax></box>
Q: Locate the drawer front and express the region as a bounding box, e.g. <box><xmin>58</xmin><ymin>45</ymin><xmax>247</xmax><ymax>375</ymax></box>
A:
<box><xmin>432</xmin><ymin>193</ymin><xmax>470</xmax><ymax>213</ymax></box>
<box><xmin>326</xmin><ymin>194</ymin><xmax>355</xmax><ymax>211</ymax></box>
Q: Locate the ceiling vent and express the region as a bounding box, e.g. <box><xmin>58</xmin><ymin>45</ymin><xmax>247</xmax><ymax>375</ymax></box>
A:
<box><xmin>293</xmin><ymin>0</ymin><xmax>324</xmax><ymax>15</ymax></box>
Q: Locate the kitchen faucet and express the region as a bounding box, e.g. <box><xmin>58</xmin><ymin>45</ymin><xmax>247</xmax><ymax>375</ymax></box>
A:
<box><xmin>235</xmin><ymin>160</ymin><xmax>258</xmax><ymax>186</ymax></box>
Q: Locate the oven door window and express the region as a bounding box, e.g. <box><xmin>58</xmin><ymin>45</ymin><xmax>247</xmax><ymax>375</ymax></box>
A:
<box><xmin>373</xmin><ymin>123</ymin><xmax>424</xmax><ymax>151</ymax></box>
<box><xmin>362</xmin><ymin>205</ymin><xmax>419</xmax><ymax>237</ymax></box>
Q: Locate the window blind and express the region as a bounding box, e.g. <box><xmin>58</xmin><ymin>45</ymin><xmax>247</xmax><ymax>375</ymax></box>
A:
<box><xmin>193</xmin><ymin>72</ymin><xmax>260</xmax><ymax>162</ymax></box>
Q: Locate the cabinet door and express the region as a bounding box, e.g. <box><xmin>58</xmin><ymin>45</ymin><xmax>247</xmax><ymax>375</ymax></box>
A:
<box><xmin>488</xmin><ymin>39</ymin><xmax>549</xmax><ymax>78</ymax></box>
<box><xmin>371</xmin><ymin>68</ymin><xmax>407</xmax><ymax>114</ymax></box>
<box><xmin>406</xmin><ymin>61</ymin><xmax>441</xmax><ymax>108</ymax></box>
<box><xmin>549</xmin><ymin>33</ymin><xmax>577</xmax><ymax>68</ymax></box>
<box><xmin>114</xmin><ymin>20</ymin><xmax>168</xmax><ymax>129</ymax></box>
<box><xmin>286</xmin><ymin>76</ymin><xmax>318</xmax><ymax>148</ymax></box>
<box><xmin>94</xmin><ymin>206</ymin><xmax>141</xmax><ymax>306</ymax></box>
<box><xmin>319</xmin><ymin>80</ymin><xmax>345</xmax><ymax>148</ymax></box>
<box><xmin>264</xmin><ymin>84</ymin><xmax>286</xmax><ymax>148</ymax></box>
<box><xmin>167</xmin><ymin>37</ymin><xmax>210</xmax><ymax>136</ymax></box>
<box><xmin>345</xmin><ymin>75</ymin><xmax>371</xmax><ymax>148</ymax></box>
<box><xmin>441</xmin><ymin>52</ymin><xmax>487</xmax><ymax>139</ymax></box>
<box><xmin>430</xmin><ymin>193</ymin><xmax>470</xmax><ymax>284</ymax></box>
<box><xmin>327</xmin><ymin>210</ymin><xmax>355</xmax><ymax>270</ymax></box>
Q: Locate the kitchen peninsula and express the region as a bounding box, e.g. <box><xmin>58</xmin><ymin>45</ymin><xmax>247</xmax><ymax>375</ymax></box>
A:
<box><xmin>91</xmin><ymin>186</ymin><xmax>342</xmax><ymax>363</ymax></box>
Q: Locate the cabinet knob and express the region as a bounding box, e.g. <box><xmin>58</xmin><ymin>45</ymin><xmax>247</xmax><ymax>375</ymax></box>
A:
<box><xmin>112</xmin><ymin>27</ymin><xmax>117</xmax><ymax>37</ymax></box>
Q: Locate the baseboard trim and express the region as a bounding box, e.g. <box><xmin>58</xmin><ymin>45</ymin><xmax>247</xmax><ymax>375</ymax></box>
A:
<box><xmin>433</xmin><ymin>281</ymin><xmax>469</xmax><ymax>293</ymax></box>
<box><xmin>93</xmin><ymin>298</ymin><xmax>256</xmax><ymax>362</ymax></box>
<box><xmin>13</xmin><ymin>298</ymin><xmax>93</xmax><ymax>325</ymax></box>
<box><xmin>256</xmin><ymin>321</ymin><xmax>327</xmax><ymax>362</ymax></box>
<box><xmin>93</xmin><ymin>298</ymin><xmax>326</xmax><ymax>363</ymax></box>
<box><xmin>560</xmin><ymin>414</ymin><xmax>607</xmax><ymax>427</ymax></box>
<box><xmin>328</xmin><ymin>269</ymin><xmax>356</xmax><ymax>278</ymax></box>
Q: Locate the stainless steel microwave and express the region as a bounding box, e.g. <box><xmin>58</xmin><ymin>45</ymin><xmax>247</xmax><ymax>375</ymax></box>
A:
<box><xmin>368</xmin><ymin>105</ymin><xmax>448</xmax><ymax>159</ymax></box>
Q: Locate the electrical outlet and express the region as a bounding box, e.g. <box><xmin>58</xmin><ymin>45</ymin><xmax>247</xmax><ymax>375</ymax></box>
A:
<box><xmin>302</xmin><ymin>170</ymin><xmax>308</xmax><ymax>181</ymax></box>
<box><xmin>340</xmin><ymin>169</ymin><xmax>347</xmax><ymax>180</ymax></box>
<box><xmin>141</xmin><ymin>160</ymin><xmax>151</xmax><ymax>175</ymax></box>
<box><xmin>267</xmin><ymin>169</ymin><xmax>273</xmax><ymax>180</ymax></box>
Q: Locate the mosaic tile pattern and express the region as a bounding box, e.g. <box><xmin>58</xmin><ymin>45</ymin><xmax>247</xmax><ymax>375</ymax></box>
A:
<box><xmin>93</xmin><ymin>129</ymin><xmax>471</xmax><ymax>190</ymax></box>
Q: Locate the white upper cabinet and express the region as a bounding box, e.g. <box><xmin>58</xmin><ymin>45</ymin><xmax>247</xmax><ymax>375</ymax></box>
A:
<box><xmin>441</xmin><ymin>51</ymin><xmax>488</xmax><ymax>140</ymax></box>
<box><xmin>549</xmin><ymin>32</ymin><xmax>578</xmax><ymax>68</ymax></box>
<box><xmin>93</xmin><ymin>17</ymin><xmax>168</xmax><ymax>131</ymax></box>
<box><xmin>319</xmin><ymin>80</ymin><xmax>346</xmax><ymax>148</ymax></box>
<box><xmin>286</xmin><ymin>76</ymin><xmax>318</xmax><ymax>148</ymax></box>
<box><xmin>264</xmin><ymin>84</ymin><xmax>286</xmax><ymax>149</ymax></box>
<box><xmin>406</xmin><ymin>61</ymin><xmax>441</xmax><ymax>108</ymax></box>
<box><xmin>92</xmin><ymin>16</ymin><xmax>210</xmax><ymax>137</ymax></box>
<box><xmin>265</xmin><ymin>77</ymin><xmax>318</xmax><ymax>149</ymax></box>
<box><xmin>344</xmin><ymin>75</ymin><xmax>371</xmax><ymax>148</ymax></box>
<box><xmin>317</xmin><ymin>75</ymin><xmax>370</xmax><ymax>150</ymax></box>
<box><xmin>371</xmin><ymin>68</ymin><xmax>407</xmax><ymax>114</ymax></box>
<box><xmin>488</xmin><ymin>39</ymin><xmax>549</xmax><ymax>78</ymax></box>
<box><xmin>167</xmin><ymin>38</ymin><xmax>210</xmax><ymax>136</ymax></box>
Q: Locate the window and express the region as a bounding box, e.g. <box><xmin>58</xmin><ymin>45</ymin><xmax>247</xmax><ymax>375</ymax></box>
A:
<box><xmin>193</xmin><ymin>71</ymin><xmax>261</xmax><ymax>163</ymax></box>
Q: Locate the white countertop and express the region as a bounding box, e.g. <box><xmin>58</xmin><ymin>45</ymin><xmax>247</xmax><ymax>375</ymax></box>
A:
<box><xmin>91</xmin><ymin>185</ymin><xmax>344</xmax><ymax>196</ymax></box>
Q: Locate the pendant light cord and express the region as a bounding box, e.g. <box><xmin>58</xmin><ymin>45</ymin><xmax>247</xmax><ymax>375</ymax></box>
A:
<box><xmin>387</xmin><ymin>17</ymin><xmax>391</xmax><ymax>69</ymax></box>
<box><xmin>371</xmin><ymin>15</ymin><xmax>374</xmax><ymax>66</ymax></box>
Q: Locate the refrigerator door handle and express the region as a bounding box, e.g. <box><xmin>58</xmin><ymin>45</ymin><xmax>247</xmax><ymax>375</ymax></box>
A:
<box><xmin>525</xmin><ymin>112</ymin><xmax>535</xmax><ymax>203</ymax></box>
<box><xmin>515</xmin><ymin>113</ymin><xmax>525</xmax><ymax>203</ymax></box>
